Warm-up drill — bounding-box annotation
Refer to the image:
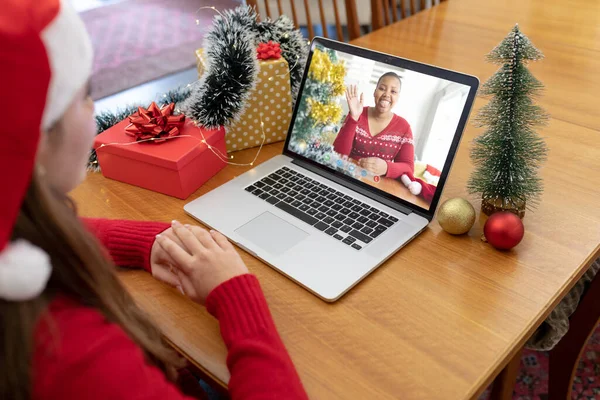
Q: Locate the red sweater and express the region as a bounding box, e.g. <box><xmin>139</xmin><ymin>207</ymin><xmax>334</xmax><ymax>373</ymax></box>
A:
<box><xmin>333</xmin><ymin>106</ymin><xmax>414</xmax><ymax>179</ymax></box>
<box><xmin>32</xmin><ymin>218</ymin><xmax>308</xmax><ymax>400</ymax></box>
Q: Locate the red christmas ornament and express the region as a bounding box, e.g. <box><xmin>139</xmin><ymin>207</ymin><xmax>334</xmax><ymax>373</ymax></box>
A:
<box><xmin>483</xmin><ymin>212</ymin><xmax>525</xmax><ymax>250</ymax></box>
<box><xmin>257</xmin><ymin>41</ymin><xmax>282</xmax><ymax>60</ymax></box>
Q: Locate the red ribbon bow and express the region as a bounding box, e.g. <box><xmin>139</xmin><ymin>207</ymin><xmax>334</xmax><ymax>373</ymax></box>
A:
<box><xmin>257</xmin><ymin>41</ymin><xmax>282</xmax><ymax>60</ymax></box>
<box><xmin>124</xmin><ymin>102</ymin><xmax>185</xmax><ymax>143</ymax></box>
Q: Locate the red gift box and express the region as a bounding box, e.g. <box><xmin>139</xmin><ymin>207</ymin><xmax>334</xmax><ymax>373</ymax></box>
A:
<box><xmin>94</xmin><ymin>117</ymin><xmax>227</xmax><ymax>199</ymax></box>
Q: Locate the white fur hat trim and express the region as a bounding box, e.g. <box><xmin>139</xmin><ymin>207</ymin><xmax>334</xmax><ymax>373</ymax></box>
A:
<box><xmin>0</xmin><ymin>240</ymin><xmax>52</xmax><ymax>301</ymax></box>
<box><xmin>41</xmin><ymin>0</ymin><xmax>93</xmax><ymax>130</ymax></box>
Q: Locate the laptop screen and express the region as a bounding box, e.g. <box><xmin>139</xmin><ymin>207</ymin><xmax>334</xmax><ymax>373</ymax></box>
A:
<box><xmin>286</xmin><ymin>42</ymin><xmax>472</xmax><ymax>211</ymax></box>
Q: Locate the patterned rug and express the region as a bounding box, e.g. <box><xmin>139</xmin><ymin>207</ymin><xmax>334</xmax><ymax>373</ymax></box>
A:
<box><xmin>479</xmin><ymin>325</ymin><xmax>600</xmax><ymax>399</ymax></box>
<box><xmin>81</xmin><ymin>0</ymin><xmax>240</xmax><ymax>100</ymax></box>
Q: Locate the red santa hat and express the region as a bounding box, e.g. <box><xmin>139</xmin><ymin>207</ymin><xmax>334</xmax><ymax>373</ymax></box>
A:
<box><xmin>0</xmin><ymin>0</ymin><xmax>93</xmax><ymax>301</ymax></box>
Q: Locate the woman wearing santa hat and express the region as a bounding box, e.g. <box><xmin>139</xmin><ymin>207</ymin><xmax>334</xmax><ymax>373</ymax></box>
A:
<box><xmin>0</xmin><ymin>1</ymin><xmax>307</xmax><ymax>399</ymax></box>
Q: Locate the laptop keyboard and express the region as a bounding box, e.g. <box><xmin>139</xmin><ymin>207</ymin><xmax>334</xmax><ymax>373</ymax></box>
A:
<box><xmin>244</xmin><ymin>166</ymin><xmax>399</xmax><ymax>250</ymax></box>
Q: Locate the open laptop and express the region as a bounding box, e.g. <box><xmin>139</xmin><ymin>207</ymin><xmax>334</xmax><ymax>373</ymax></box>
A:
<box><xmin>184</xmin><ymin>37</ymin><xmax>479</xmax><ymax>302</ymax></box>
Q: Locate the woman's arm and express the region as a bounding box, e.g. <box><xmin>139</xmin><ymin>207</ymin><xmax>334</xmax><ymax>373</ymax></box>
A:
<box><xmin>34</xmin><ymin>276</ymin><xmax>308</xmax><ymax>400</ymax></box>
<box><xmin>385</xmin><ymin>127</ymin><xmax>415</xmax><ymax>179</ymax></box>
<box><xmin>82</xmin><ymin>218</ymin><xmax>169</xmax><ymax>273</ymax></box>
<box><xmin>155</xmin><ymin>224</ymin><xmax>309</xmax><ymax>399</ymax></box>
<box><xmin>334</xmin><ymin>86</ymin><xmax>365</xmax><ymax>156</ymax></box>
<box><xmin>207</xmin><ymin>275</ymin><xmax>309</xmax><ymax>400</ymax></box>
<box><xmin>333</xmin><ymin>113</ymin><xmax>360</xmax><ymax>156</ymax></box>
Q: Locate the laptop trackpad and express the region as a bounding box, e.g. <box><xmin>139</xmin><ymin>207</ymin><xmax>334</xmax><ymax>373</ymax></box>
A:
<box><xmin>235</xmin><ymin>212</ymin><xmax>309</xmax><ymax>255</ymax></box>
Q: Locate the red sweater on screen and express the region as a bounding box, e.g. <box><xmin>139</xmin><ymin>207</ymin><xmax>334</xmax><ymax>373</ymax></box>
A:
<box><xmin>32</xmin><ymin>218</ymin><xmax>308</xmax><ymax>400</ymax></box>
<box><xmin>333</xmin><ymin>106</ymin><xmax>414</xmax><ymax>179</ymax></box>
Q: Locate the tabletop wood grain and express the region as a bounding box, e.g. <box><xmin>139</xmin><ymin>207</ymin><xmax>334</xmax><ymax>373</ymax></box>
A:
<box><xmin>72</xmin><ymin>0</ymin><xmax>600</xmax><ymax>398</ymax></box>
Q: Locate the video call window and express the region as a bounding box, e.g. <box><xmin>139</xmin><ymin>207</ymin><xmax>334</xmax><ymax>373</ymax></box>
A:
<box><xmin>288</xmin><ymin>45</ymin><xmax>470</xmax><ymax>210</ymax></box>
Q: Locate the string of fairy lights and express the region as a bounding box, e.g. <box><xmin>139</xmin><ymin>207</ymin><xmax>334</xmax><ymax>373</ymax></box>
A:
<box><xmin>95</xmin><ymin>102</ymin><xmax>267</xmax><ymax>167</ymax></box>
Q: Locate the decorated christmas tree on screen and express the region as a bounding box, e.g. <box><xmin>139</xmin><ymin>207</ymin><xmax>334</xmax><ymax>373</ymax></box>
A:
<box><xmin>289</xmin><ymin>46</ymin><xmax>346</xmax><ymax>167</ymax></box>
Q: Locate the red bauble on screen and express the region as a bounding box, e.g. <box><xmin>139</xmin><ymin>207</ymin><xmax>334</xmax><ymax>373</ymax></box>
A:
<box><xmin>483</xmin><ymin>212</ymin><xmax>525</xmax><ymax>250</ymax></box>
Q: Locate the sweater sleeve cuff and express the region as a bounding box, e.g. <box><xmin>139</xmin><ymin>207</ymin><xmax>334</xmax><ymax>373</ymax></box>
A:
<box><xmin>385</xmin><ymin>161</ymin><xmax>412</xmax><ymax>179</ymax></box>
<box><xmin>346</xmin><ymin>115</ymin><xmax>360</xmax><ymax>126</ymax></box>
<box><xmin>104</xmin><ymin>221</ymin><xmax>170</xmax><ymax>273</ymax></box>
<box><xmin>205</xmin><ymin>274</ymin><xmax>277</xmax><ymax>347</ymax></box>
<box><xmin>385</xmin><ymin>161</ymin><xmax>396</xmax><ymax>178</ymax></box>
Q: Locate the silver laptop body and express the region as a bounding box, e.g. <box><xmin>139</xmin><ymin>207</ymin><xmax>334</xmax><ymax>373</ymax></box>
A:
<box><xmin>185</xmin><ymin>37</ymin><xmax>479</xmax><ymax>301</ymax></box>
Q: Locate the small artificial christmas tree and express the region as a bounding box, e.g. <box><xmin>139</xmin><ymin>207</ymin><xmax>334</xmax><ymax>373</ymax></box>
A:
<box><xmin>468</xmin><ymin>25</ymin><xmax>548</xmax><ymax>218</ymax></box>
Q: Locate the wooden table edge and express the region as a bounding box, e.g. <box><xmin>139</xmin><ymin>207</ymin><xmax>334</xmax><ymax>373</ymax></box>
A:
<box><xmin>164</xmin><ymin>336</ymin><xmax>230</xmax><ymax>394</ymax></box>
<box><xmin>471</xmin><ymin>245</ymin><xmax>600</xmax><ymax>399</ymax></box>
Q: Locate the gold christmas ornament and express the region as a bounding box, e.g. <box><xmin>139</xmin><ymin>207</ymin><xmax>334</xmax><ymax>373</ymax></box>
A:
<box><xmin>437</xmin><ymin>197</ymin><xmax>476</xmax><ymax>235</ymax></box>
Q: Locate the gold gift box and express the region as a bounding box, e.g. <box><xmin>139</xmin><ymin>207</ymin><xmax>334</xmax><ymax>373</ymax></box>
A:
<box><xmin>196</xmin><ymin>49</ymin><xmax>293</xmax><ymax>152</ymax></box>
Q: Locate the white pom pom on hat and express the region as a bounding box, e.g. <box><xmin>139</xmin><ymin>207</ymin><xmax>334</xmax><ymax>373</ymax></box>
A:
<box><xmin>0</xmin><ymin>241</ymin><xmax>53</xmax><ymax>301</ymax></box>
<box><xmin>400</xmin><ymin>174</ymin><xmax>422</xmax><ymax>196</ymax></box>
<box><xmin>0</xmin><ymin>0</ymin><xmax>92</xmax><ymax>301</ymax></box>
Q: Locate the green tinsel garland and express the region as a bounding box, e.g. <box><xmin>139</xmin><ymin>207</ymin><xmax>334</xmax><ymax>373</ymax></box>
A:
<box><xmin>183</xmin><ymin>5</ymin><xmax>308</xmax><ymax>128</ymax></box>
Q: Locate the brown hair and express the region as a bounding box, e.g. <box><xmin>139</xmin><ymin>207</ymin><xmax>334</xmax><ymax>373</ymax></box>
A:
<box><xmin>0</xmin><ymin>173</ymin><xmax>182</xmax><ymax>399</ymax></box>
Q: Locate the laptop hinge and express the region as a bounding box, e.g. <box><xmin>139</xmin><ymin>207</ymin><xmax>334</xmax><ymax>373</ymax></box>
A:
<box><xmin>291</xmin><ymin>158</ymin><xmax>416</xmax><ymax>217</ymax></box>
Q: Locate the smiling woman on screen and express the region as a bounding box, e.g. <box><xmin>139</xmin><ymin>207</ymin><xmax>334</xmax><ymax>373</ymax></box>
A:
<box><xmin>333</xmin><ymin>72</ymin><xmax>414</xmax><ymax>179</ymax></box>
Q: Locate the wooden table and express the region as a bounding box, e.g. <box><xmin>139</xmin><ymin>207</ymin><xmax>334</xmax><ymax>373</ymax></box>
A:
<box><xmin>362</xmin><ymin>175</ymin><xmax>431</xmax><ymax>209</ymax></box>
<box><xmin>344</xmin><ymin>157</ymin><xmax>433</xmax><ymax>209</ymax></box>
<box><xmin>72</xmin><ymin>0</ymin><xmax>600</xmax><ymax>398</ymax></box>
